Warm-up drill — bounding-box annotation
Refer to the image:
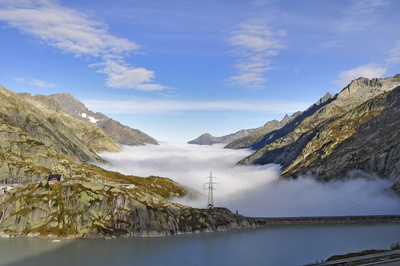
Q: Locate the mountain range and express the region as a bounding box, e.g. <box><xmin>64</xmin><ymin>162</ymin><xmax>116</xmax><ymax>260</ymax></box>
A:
<box><xmin>226</xmin><ymin>74</ymin><xmax>400</xmax><ymax>191</ymax></box>
<box><xmin>188</xmin><ymin>129</ymin><xmax>255</xmax><ymax>145</ymax></box>
<box><xmin>188</xmin><ymin>113</ymin><xmax>303</xmax><ymax>146</ymax></box>
<box><xmin>1</xmin><ymin>73</ymin><xmax>400</xmax><ymax>239</ymax></box>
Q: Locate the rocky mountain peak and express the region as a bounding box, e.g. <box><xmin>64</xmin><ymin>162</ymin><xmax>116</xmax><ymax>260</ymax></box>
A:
<box><xmin>337</xmin><ymin>75</ymin><xmax>400</xmax><ymax>101</ymax></box>
<box><xmin>318</xmin><ymin>92</ymin><xmax>334</xmax><ymax>105</ymax></box>
<box><xmin>49</xmin><ymin>93</ymin><xmax>107</xmax><ymax>124</ymax></box>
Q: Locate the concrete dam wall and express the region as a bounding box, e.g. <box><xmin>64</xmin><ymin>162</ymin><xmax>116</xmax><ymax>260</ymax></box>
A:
<box><xmin>240</xmin><ymin>215</ymin><xmax>400</xmax><ymax>227</ymax></box>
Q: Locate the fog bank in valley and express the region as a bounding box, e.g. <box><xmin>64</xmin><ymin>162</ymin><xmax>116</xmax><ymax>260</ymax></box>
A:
<box><xmin>98</xmin><ymin>143</ymin><xmax>399</xmax><ymax>217</ymax></box>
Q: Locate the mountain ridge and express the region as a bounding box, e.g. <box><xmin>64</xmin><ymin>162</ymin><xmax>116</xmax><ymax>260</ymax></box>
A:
<box><xmin>225</xmin><ymin>111</ymin><xmax>303</xmax><ymax>150</ymax></box>
<box><xmin>46</xmin><ymin>93</ymin><xmax>158</xmax><ymax>146</ymax></box>
<box><xmin>188</xmin><ymin>129</ymin><xmax>255</xmax><ymax>145</ymax></box>
<box><xmin>233</xmin><ymin>74</ymin><xmax>400</xmax><ymax>190</ymax></box>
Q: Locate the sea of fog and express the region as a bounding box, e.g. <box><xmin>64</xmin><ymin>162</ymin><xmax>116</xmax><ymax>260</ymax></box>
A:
<box><xmin>98</xmin><ymin>142</ymin><xmax>399</xmax><ymax>217</ymax></box>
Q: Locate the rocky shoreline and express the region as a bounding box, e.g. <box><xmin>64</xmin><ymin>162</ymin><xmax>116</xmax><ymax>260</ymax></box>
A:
<box><xmin>2</xmin><ymin>205</ymin><xmax>400</xmax><ymax>241</ymax></box>
<box><xmin>0</xmin><ymin>178</ymin><xmax>271</xmax><ymax>240</ymax></box>
<box><xmin>0</xmin><ymin>207</ymin><xmax>265</xmax><ymax>240</ymax></box>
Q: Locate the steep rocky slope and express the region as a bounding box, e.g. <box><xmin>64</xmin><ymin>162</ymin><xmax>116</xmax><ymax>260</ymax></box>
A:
<box><xmin>99</xmin><ymin>118</ymin><xmax>158</xmax><ymax>146</ymax></box>
<box><xmin>188</xmin><ymin>129</ymin><xmax>255</xmax><ymax>145</ymax></box>
<box><xmin>0</xmin><ymin>84</ymin><xmax>157</xmax><ymax>183</ymax></box>
<box><xmin>48</xmin><ymin>93</ymin><xmax>158</xmax><ymax>146</ymax></box>
<box><xmin>236</xmin><ymin>74</ymin><xmax>400</xmax><ymax>187</ymax></box>
<box><xmin>19</xmin><ymin>93</ymin><xmax>121</xmax><ymax>153</ymax></box>
<box><xmin>0</xmin><ymin>86</ymin><xmax>110</xmax><ymax>183</ymax></box>
<box><xmin>0</xmin><ymin>86</ymin><xmax>160</xmax><ymax>184</ymax></box>
<box><xmin>280</xmin><ymin>86</ymin><xmax>400</xmax><ymax>182</ymax></box>
<box><xmin>225</xmin><ymin>111</ymin><xmax>302</xmax><ymax>150</ymax></box>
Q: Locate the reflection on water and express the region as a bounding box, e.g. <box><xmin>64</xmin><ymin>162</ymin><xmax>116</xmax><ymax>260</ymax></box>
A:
<box><xmin>1</xmin><ymin>224</ymin><xmax>400</xmax><ymax>266</ymax></box>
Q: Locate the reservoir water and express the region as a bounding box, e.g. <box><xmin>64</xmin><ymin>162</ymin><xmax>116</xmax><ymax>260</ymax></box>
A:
<box><xmin>1</xmin><ymin>223</ymin><xmax>400</xmax><ymax>266</ymax></box>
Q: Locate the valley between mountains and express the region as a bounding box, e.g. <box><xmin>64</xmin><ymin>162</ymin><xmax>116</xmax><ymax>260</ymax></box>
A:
<box><xmin>1</xmin><ymin>74</ymin><xmax>400</xmax><ymax>239</ymax></box>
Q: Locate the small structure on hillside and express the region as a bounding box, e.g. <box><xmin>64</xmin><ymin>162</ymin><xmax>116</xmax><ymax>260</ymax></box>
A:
<box><xmin>48</xmin><ymin>174</ymin><xmax>63</xmax><ymax>184</ymax></box>
<box><xmin>0</xmin><ymin>185</ymin><xmax>13</xmax><ymax>194</ymax></box>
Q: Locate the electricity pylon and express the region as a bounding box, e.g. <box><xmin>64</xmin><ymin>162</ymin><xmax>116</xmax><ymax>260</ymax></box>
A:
<box><xmin>204</xmin><ymin>171</ymin><xmax>217</xmax><ymax>209</ymax></box>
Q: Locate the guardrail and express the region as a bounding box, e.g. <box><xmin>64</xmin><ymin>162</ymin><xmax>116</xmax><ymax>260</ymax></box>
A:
<box><xmin>305</xmin><ymin>249</ymin><xmax>400</xmax><ymax>265</ymax></box>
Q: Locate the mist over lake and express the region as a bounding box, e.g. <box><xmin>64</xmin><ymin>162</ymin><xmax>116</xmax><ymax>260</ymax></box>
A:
<box><xmin>98</xmin><ymin>142</ymin><xmax>400</xmax><ymax>217</ymax></box>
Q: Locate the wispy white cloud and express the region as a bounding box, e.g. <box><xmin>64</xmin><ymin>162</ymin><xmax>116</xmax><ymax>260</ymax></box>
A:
<box><xmin>83</xmin><ymin>98</ymin><xmax>309</xmax><ymax>115</ymax></box>
<box><xmin>0</xmin><ymin>3</ymin><xmax>138</xmax><ymax>57</ymax></box>
<box><xmin>10</xmin><ymin>76</ymin><xmax>56</xmax><ymax>88</ymax></box>
<box><xmin>228</xmin><ymin>21</ymin><xmax>285</xmax><ymax>89</ymax></box>
<box><xmin>335</xmin><ymin>64</ymin><xmax>387</xmax><ymax>88</ymax></box>
<box><xmin>28</xmin><ymin>78</ymin><xmax>56</xmax><ymax>88</ymax></box>
<box><xmin>92</xmin><ymin>60</ymin><xmax>167</xmax><ymax>91</ymax></box>
<box><xmin>337</xmin><ymin>0</ymin><xmax>388</xmax><ymax>33</ymax></box>
<box><xmin>334</xmin><ymin>35</ymin><xmax>400</xmax><ymax>88</ymax></box>
<box><xmin>0</xmin><ymin>0</ymin><xmax>166</xmax><ymax>91</ymax></box>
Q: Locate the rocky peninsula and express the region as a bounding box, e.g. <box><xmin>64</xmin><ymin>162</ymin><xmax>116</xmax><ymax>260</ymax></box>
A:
<box><xmin>0</xmin><ymin>176</ymin><xmax>272</xmax><ymax>240</ymax></box>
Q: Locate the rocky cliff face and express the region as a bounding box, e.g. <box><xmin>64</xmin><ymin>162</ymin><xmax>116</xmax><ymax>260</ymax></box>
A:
<box><xmin>188</xmin><ymin>129</ymin><xmax>255</xmax><ymax>145</ymax></box>
<box><xmin>0</xmin><ymin>175</ymin><xmax>261</xmax><ymax>239</ymax></box>
<box><xmin>236</xmin><ymin>74</ymin><xmax>400</xmax><ymax>189</ymax></box>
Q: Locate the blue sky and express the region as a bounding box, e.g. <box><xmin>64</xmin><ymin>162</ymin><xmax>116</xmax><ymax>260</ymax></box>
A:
<box><xmin>0</xmin><ymin>0</ymin><xmax>399</xmax><ymax>142</ymax></box>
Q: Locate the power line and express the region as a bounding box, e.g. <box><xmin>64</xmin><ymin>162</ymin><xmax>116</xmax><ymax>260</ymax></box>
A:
<box><xmin>332</xmin><ymin>190</ymin><xmax>387</xmax><ymax>215</ymax></box>
<box><xmin>304</xmin><ymin>182</ymin><xmax>374</xmax><ymax>214</ymax></box>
